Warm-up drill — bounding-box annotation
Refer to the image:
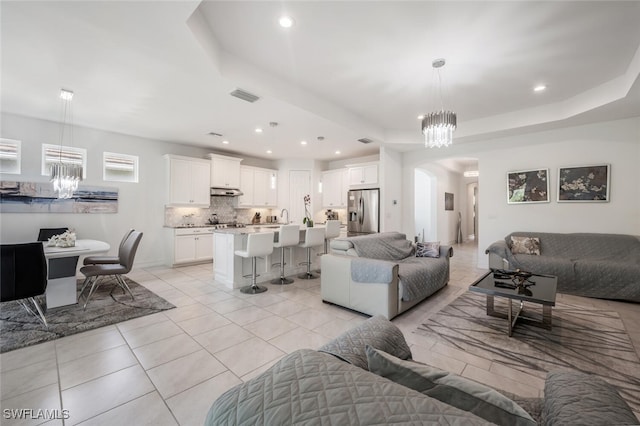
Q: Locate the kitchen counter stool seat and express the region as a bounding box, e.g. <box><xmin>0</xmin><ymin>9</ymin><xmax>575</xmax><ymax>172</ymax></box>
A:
<box><xmin>235</xmin><ymin>232</ymin><xmax>275</xmax><ymax>294</ymax></box>
<box><xmin>298</xmin><ymin>227</ymin><xmax>325</xmax><ymax>280</ymax></box>
<box><xmin>271</xmin><ymin>225</ymin><xmax>300</xmax><ymax>285</ymax></box>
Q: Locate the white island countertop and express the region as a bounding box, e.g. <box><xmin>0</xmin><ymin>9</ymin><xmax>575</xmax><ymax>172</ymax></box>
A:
<box><xmin>212</xmin><ymin>223</ymin><xmax>344</xmax><ymax>235</ymax></box>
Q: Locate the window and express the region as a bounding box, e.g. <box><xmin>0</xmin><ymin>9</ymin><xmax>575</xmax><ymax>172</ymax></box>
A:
<box><xmin>42</xmin><ymin>144</ymin><xmax>87</xmax><ymax>177</ymax></box>
<box><xmin>103</xmin><ymin>152</ymin><xmax>138</xmax><ymax>183</ymax></box>
<box><xmin>0</xmin><ymin>138</ymin><xmax>21</xmax><ymax>174</ymax></box>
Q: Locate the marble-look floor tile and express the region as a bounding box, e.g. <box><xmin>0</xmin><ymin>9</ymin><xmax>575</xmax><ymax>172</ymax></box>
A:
<box><xmin>147</xmin><ymin>350</ymin><xmax>227</xmax><ymax>399</ymax></box>
<box><xmin>133</xmin><ymin>334</ymin><xmax>202</xmax><ymax>370</ymax></box>
<box><xmin>0</xmin><ymin>383</ymin><xmax>61</xmax><ymax>426</ymax></box>
<box><xmin>0</xmin><ymin>341</ymin><xmax>55</xmax><ymax>373</ymax></box>
<box><xmin>121</xmin><ymin>320</ymin><xmax>184</xmax><ymax>349</ymax></box>
<box><xmin>55</xmin><ymin>328</ymin><xmax>126</xmax><ymax>364</ymax></box>
<box><xmin>286</xmin><ymin>308</ymin><xmax>335</xmax><ymax>330</ymax></box>
<box><xmin>176</xmin><ymin>312</ymin><xmax>231</xmax><ymax>336</ymax></box>
<box><xmin>268</xmin><ymin>327</ymin><xmax>329</xmax><ymax>354</ymax></box>
<box><xmin>166</xmin><ymin>371</ymin><xmax>242</xmax><ymax>426</ymax></box>
<box><xmin>214</xmin><ymin>338</ymin><xmax>284</xmax><ymax>377</ymax></box>
<box><xmin>208</xmin><ymin>297</ymin><xmax>253</xmax><ymax>315</ymax></box>
<box><xmin>61</xmin><ymin>365</ymin><xmax>155</xmax><ymax>425</ymax></box>
<box><xmin>223</xmin><ymin>306</ymin><xmax>272</xmax><ymax>326</ymax></box>
<box><xmin>0</xmin><ymin>358</ymin><xmax>58</xmax><ymax>400</ymax></box>
<box><xmin>58</xmin><ymin>345</ymin><xmax>138</xmax><ymax>390</ymax></box>
<box><xmin>195</xmin><ymin>323</ymin><xmax>255</xmax><ymax>354</ymax></box>
<box><xmin>75</xmin><ymin>392</ymin><xmax>177</xmax><ymax>426</ymax></box>
<box><xmin>243</xmin><ymin>315</ymin><xmax>298</xmax><ymax>341</ymax></box>
<box><xmin>162</xmin><ymin>303</ymin><xmax>214</xmax><ymax>323</ymax></box>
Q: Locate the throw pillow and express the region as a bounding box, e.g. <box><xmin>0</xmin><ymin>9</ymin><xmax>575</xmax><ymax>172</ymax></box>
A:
<box><xmin>416</xmin><ymin>241</ymin><xmax>440</xmax><ymax>258</ymax></box>
<box><xmin>510</xmin><ymin>236</ymin><xmax>541</xmax><ymax>255</ymax></box>
<box><xmin>365</xmin><ymin>346</ymin><xmax>537</xmax><ymax>426</ymax></box>
<box><xmin>318</xmin><ymin>315</ymin><xmax>412</xmax><ymax>370</ymax></box>
<box><xmin>542</xmin><ymin>371</ymin><xmax>638</xmax><ymax>426</ymax></box>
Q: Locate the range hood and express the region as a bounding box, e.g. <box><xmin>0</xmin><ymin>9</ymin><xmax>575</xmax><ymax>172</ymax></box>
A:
<box><xmin>211</xmin><ymin>187</ymin><xmax>243</xmax><ymax>197</ymax></box>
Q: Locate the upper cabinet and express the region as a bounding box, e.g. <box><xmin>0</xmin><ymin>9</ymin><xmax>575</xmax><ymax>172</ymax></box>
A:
<box><xmin>209</xmin><ymin>154</ymin><xmax>242</xmax><ymax>188</ymax></box>
<box><xmin>322</xmin><ymin>169</ymin><xmax>348</xmax><ymax>208</ymax></box>
<box><xmin>238</xmin><ymin>165</ymin><xmax>278</xmax><ymax>207</ymax></box>
<box><xmin>165</xmin><ymin>154</ymin><xmax>211</xmax><ymax>207</ymax></box>
<box><xmin>348</xmin><ymin>163</ymin><xmax>378</xmax><ymax>188</ymax></box>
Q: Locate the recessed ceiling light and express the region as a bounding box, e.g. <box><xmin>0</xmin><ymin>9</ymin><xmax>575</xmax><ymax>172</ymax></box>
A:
<box><xmin>534</xmin><ymin>85</ymin><xmax>546</xmax><ymax>92</ymax></box>
<box><xmin>335</xmin><ymin>150</ymin><xmax>341</xmax><ymax>155</ymax></box>
<box><xmin>417</xmin><ymin>115</ymin><xmax>424</xmax><ymax>120</ymax></box>
<box><xmin>255</xmin><ymin>127</ymin><xmax>263</xmax><ymax>133</ymax></box>
<box><xmin>222</xmin><ymin>140</ymin><xmax>229</xmax><ymax>144</ymax></box>
<box><xmin>300</xmin><ymin>140</ymin><xmax>307</xmax><ymax>145</ymax></box>
<box><xmin>266</xmin><ymin>150</ymin><xmax>272</xmax><ymax>154</ymax></box>
<box><xmin>279</xmin><ymin>16</ymin><xmax>294</xmax><ymax>28</ymax></box>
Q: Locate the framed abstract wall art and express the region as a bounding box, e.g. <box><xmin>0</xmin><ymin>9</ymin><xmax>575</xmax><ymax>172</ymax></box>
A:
<box><xmin>506</xmin><ymin>168</ymin><xmax>549</xmax><ymax>204</ymax></box>
<box><xmin>557</xmin><ymin>164</ymin><xmax>610</xmax><ymax>202</ymax></box>
<box><xmin>444</xmin><ymin>192</ymin><xmax>454</xmax><ymax>211</ymax></box>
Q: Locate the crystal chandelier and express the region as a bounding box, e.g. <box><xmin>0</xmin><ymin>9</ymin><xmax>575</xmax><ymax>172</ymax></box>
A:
<box><xmin>50</xmin><ymin>89</ymin><xmax>83</xmax><ymax>199</ymax></box>
<box><xmin>421</xmin><ymin>59</ymin><xmax>457</xmax><ymax>148</ymax></box>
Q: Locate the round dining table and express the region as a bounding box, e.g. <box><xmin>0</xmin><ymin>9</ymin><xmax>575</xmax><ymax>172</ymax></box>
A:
<box><xmin>43</xmin><ymin>239</ymin><xmax>110</xmax><ymax>308</ymax></box>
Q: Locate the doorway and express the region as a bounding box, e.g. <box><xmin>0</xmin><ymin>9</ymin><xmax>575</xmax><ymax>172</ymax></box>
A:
<box><xmin>289</xmin><ymin>170</ymin><xmax>311</xmax><ymax>224</ymax></box>
<box><xmin>414</xmin><ymin>169</ymin><xmax>437</xmax><ymax>242</ymax></box>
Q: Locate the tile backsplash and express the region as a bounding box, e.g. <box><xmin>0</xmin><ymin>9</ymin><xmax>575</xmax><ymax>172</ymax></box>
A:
<box><xmin>164</xmin><ymin>197</ymin><xmax>279</xmax><ymax>227</ymax></box>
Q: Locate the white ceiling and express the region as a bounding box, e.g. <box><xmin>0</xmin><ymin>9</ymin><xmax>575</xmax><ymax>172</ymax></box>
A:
<box><xmin>2</xmin><ymin>1</ymin><xmax>639</xmax><ymax>162</ymax></box>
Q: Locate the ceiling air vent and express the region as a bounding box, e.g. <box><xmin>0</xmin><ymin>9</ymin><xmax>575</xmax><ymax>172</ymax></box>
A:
<box><xmin>207</xmin><ymin>132</ymin><xmax>223</xmax><ymax>137</ymax></box>
<box><xmin>230</xmin><ymin>88</ymin><xmax>260</xmax><ymax>103</ymax></box>
<box><xmin>357</xmin><ymin>138</ymin><xmax>374</xmax><ymax>144</ymax></box>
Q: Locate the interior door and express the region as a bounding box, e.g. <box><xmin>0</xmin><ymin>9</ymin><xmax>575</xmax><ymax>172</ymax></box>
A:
<box><xmin>289</xmin><ymin>170</ymin><xmax>311</xmax><ymax>224</ymax></box>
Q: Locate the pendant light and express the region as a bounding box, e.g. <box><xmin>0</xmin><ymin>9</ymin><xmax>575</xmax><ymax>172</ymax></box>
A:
<box><xmin>50</xmin><ymin>89</ymin><xmax>83</xmax><ymax>198</ymax></box>
<box><xmin>421</xmin><ymin>59</ymin><xmax>457</xmax><ymax>148</ymax></box>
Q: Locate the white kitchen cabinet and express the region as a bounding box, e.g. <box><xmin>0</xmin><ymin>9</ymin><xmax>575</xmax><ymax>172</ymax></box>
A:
<box><xmin>168</xmin><ymin>227</ymin><xmax>214</xmax><ymax>266</ymax></box>
<box><xmin>348</xmin><ymin>163</ymin><xmax>378</xmax><ymax>187</ymax></box>
<box><xmin>165</xmin><ymin>155</ymin><xmax>211</xmax><ymax>207</ymax></box>
<box><xmin>238</xmin><ymin>166</ymin><xmax>278</xmax><ymax>207</ymax></box>
<box><xmin>209</xmin><ymin>153</ymin><xmax>242</xmax><ymax>188</ymax></box>
<box><xmin>322</xmin><ymin>169</ymin><xmax>347</xmax><ymax>208</ymax></box>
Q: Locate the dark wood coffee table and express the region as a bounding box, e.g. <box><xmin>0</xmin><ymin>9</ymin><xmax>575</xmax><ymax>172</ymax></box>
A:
<box><xmin>469</xmin><ymin>270</ymin><xmax>557</xmax><ymax>336</ymax></box>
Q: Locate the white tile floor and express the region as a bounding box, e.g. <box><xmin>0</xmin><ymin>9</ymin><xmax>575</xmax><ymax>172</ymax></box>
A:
<box><xmin>1</xmin><ymin>241</ymin><xmax>639</xmax><ymax>425</ymax></box>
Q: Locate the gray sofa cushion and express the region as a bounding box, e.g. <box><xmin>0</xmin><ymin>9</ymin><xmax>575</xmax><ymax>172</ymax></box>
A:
<box><xmin>318</xmin><ymin>315</ymin><xmax>411</xmax><ymax>369</ymax></box>
<box><xmin>206</xmin><ymin>349</ymin><xmax>493</xmax><ymax>425</ymax></box>
<box><xmin>366</xmin><ymin>346</ymin><xmax>537</xmax><ymax>426</ymax></box>
<box><xmin>542</xmin><ymin>371</ymin><xmax>638</xmax><ymax>426</ymax></box>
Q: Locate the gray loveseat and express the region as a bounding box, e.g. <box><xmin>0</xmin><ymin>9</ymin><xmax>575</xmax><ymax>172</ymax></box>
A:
<box><xmin>206</xmin><ymin>316</ymin><xmax>639</xmax><ymax>425</ymax></box>
<box><xmin>320</xmin><ymin>232</ymin><xmax>452</xmax><ymax>319</ymax></box>
<box><xmin>486</xmin><ymin>232</ymin><xmax>640</xmax><ymax>302</ymax></box>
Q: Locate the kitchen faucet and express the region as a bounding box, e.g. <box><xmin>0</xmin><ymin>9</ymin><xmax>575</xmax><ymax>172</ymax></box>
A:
<box><xmin>281</xmin><ymin>208</ymin><xmax>289</xmax><ymax>224</ymax></box>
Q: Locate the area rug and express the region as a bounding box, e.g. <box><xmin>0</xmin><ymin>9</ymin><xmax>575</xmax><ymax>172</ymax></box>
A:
<box><xmin>0</xmin><ymin>277</ymin><xmax>175</xmax><ymax>353</ymax></box>
<box><xmin>416</xmin><ymin>292</ymin><xmax>640</xmax><ymax>413</ymax></box>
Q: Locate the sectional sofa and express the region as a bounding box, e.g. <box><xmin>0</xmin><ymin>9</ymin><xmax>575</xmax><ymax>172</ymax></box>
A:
<box><xmin>486</xmin><ymin>232</ymin><xmax>640</xmax><ymax>302</ymax></box>
<box><xmin>206</xmin><ymin>316</ymin><xmax>638</xmax><ymax>425</ymax></box>
<box><xmin>320</xmin><ymin>232</ymin><xmax>452</xmax><ymax>319</ymax></box>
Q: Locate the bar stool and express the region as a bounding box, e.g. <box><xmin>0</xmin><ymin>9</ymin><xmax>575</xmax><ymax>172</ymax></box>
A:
<box><xmin>235</xmin><ymin>232</ymin><xmax>275</xmax><ymax>294</ymax></box>
<box><xmin>323</xmin><ymin>220</ymin><xmax>342</xmax><ymax>254</ymax></box>
<box><xmin>298</xmin><ymin>227</ymin><xmax>325</xmax><ymax>280</ymax></box>
<box><xmin>270</xmin><ymin>224</ymin><xmax>300</xmax><ymax>285</ymax></box>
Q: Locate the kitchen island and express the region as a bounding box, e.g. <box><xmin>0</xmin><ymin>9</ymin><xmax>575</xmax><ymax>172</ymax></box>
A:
<box><xmin>213</xmin><ymin>225</ymin><xmax>326</xmax><ymax>289</ymax></box>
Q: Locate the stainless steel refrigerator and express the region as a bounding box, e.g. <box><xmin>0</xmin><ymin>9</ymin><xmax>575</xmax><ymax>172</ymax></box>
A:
<box><xmin>347</xmin><ymin>188</ymin><xmax>380</xmax><ymax>236</ymax></box>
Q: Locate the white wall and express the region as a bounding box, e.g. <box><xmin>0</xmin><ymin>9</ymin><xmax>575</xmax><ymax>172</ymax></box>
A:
<box><xmin>402</xmin><ymin>117</ymin><xmax>640</xmax><ymax>267</ymax></box>
<box><xmin>379</xmin><ymin>146</ymin><xmax>402</xmax><ymax>232</ymax></box>
<box><xmin>477</xmin><ymin>117</ymin><xmax>640</xmax><ymax>266</ymax></box>
<box><xmin>0</xmin><ymin>113</ymin><xmax>265</xmax><ymax>267</ymax></box>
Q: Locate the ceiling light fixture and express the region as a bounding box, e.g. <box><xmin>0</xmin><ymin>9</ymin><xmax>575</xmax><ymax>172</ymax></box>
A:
<box><xmin>534</xmin><ymin>84</ymin><xmax>547</xmax><ymax>92</ymax></box>
<box><xmin>50</xmin><ymin>88</ymin><xmax>83</xmax><ymax>199</ymax></box>
<box><xmin>222</xmin><ymin>140</ymin><xmax>229</xmax><ymax>144</ymax></box>
<box><xmin>255</xmin><ymin>127</ymin><xmax>263</xmax><ymax>133</ymax></box>
<box><xmin>335</xmin><ymin>150</ymin><xmax>341</xmax><ymax>155</ymax></box>
<box><xmin>278</xmin><ymin>16</ymin><xmax>294</xmax><ymax>28</ymax></box>
<box><xmin>463</xmin><ymin>170</ymin><xmax>479</xmax><ymax>177</ymax></box>
<box><xmin>266</xmin><ymin>150</ymin><xmax>272</xmax><ymax>154</ymax></box>
<box><xmin>300</xmin><ymin>140</ymin><xmax>307</xmax><ymax>145</ymax></box>
<box><xmin>421</xmin><ymin>58</ymin><xmax>457</xmax><ymax>148</ymax></box>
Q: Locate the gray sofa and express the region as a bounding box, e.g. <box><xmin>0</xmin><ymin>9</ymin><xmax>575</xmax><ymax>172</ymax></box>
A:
<box><xmin>486</xmin><ymin>232</ymin><xmax>640</xmax><ymax>302</ymax></box>
<box><xmin>320</xmin><ymin>232</ymin><xmax>452</xmax><ymax>319</ymax></box>
<box><xmin>206</xmin><ymin>315</ymin><xmax>639</xmax><ymax>425</ymax></box>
